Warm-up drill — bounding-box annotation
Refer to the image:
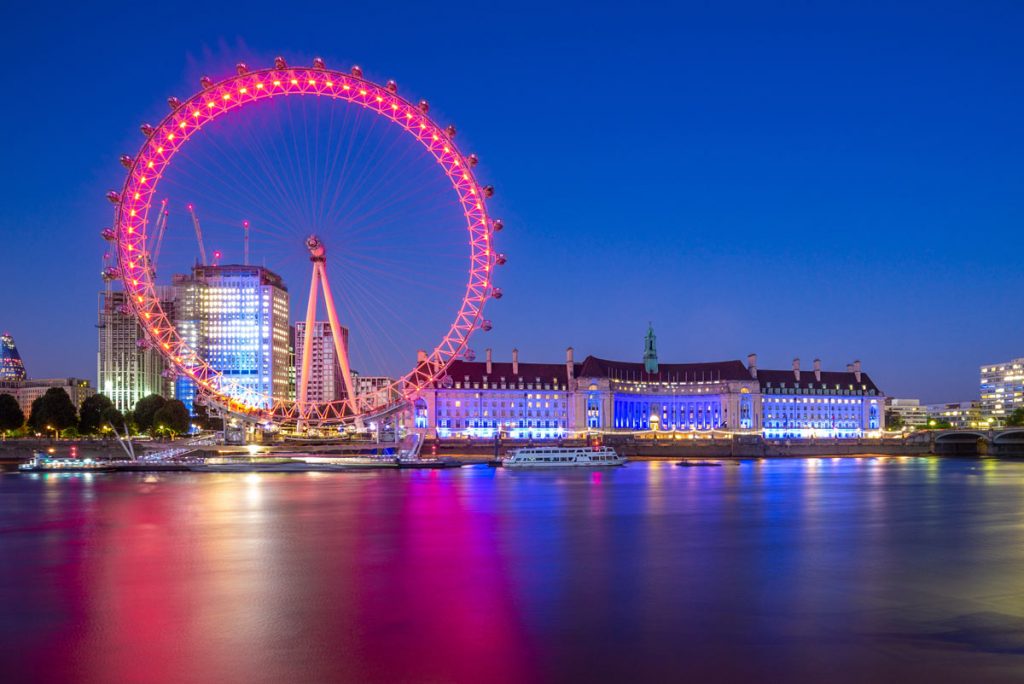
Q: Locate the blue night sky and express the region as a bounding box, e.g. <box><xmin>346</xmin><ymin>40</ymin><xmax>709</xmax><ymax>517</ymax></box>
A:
<box><xmin>1</xmin><ymin>1</ymin><xmax>1021</xmax><ymax>403</ymax></box>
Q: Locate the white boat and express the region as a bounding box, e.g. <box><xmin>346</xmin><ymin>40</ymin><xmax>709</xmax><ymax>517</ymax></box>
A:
<box><xmin>502</xmin><ymin>445</ymin><xmax>625</xmax><ymax>468</ymax></box>
<box><xmin>19</xmin><ymin>452</ymin><xmax>113</xmax><ymax>472</ymax></box>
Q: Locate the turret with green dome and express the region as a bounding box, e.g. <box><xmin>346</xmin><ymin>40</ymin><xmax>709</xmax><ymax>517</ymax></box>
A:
<box><xmin>643</xmin><ymin>323</ymin><xmax>658</xmax><ymax>374</ymax></box>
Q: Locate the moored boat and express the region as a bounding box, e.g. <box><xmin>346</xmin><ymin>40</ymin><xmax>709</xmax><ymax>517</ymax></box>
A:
<box><xmin>18</xmin><ymin>452</ymin><xmax>115</xmax><ymax>472</ymax></box>
<box><xmin>502</xmin><ymin>445</ymin><xmax>625</xmax><ymax>468</ymax></box>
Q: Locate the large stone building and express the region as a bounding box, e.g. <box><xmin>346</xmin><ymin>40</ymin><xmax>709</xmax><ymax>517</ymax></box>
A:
<box><xmin>97</xmin><ymin>288</ymin><xmax>174</xmax><ymax>412</ymax></box>
<box><xmin>416</xmin><ymin>327</ymin><xmax>884</xmax><ymax>439</ymax></box>
<box><xmin>980</xmin><ymin>358</ymin><xmax>1024</xmax><ymax>425</ymax></box>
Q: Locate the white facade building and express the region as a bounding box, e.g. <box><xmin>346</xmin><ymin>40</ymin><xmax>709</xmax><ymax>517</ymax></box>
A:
<box><xmin>980</xmin><ymin>359</ymin><xmax>1024</xmax><ymax>424</ymax></box>
<box><xmin>885</xmin><ymin>398</ymin><xmax>930</xmax><ymax>430</ymax></box>
<box><xmin>97</xmin><ymin>288</ymin><xmax>174</xmax><ymax>412</ymax></box>
<box><xmin>294</xmin><ymin>320</ymin><xmax>348</xmax><ymax>404</ymax></box>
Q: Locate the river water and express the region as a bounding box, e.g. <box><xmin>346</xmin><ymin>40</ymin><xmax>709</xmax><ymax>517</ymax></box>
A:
<box><xmin>2</xmin><ymin>458</ymin><xmax>1024</xmax><ymax>683</ymax></box>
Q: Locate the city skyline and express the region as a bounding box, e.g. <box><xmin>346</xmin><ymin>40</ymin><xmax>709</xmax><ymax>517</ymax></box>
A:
<box><xmin>2</xmin><ymin>2</ymin><xmax>1023</xmax><ymax>404</ymax></box>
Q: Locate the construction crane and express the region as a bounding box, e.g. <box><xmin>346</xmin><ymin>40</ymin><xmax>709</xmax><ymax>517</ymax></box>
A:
<box><xmin>186</xmin><ymin>203</ymin><xmax>208</xmax><ymax>266</ymax></box>
<box><xmin>242</xmin><ymin>220</ymin><xmax>250</xmax><ymax>265</ymax></box>
<box><xmin>149</xmin><ymin>199</ymin><xmax>169</xmax><ymax>275</ymax></box>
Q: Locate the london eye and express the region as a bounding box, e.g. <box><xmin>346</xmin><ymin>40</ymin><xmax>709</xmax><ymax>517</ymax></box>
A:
<box><xmin>102</xmin><ymin>57</ymin><xmax>503</xmax><ymax>430</ymax></box>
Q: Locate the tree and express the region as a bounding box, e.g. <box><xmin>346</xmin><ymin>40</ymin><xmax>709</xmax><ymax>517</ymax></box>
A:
<box><xmin>133</xmin><ymin>394</ymin><xmax>167</xmax><ymax>434</ymax></box>
<box><xmin>1006</xmin><ymin>407</ymin><xmax>1024</xmax><ymax>428</ymax></box>
<box><xmin>102</xmin><ymin>406</ymin><xmax>126</xmax><ymax>433</ymax></box>
<box><xmin>79</xmin><ymin>394</ymin><xmax>115</xmax><ymax>435</ymax></box>
<box><xmin>193</xmin><ymin>402</ymin><xmax>223</xmax><ymax>431</ymax></box>
<box><xmin>927</xmin><ymin>418</ymin><xmax>953</xmax><ymax>430</ymax></box>
<box><xmin>152</xmin><ymin>399</ymin><xmax>190</xmax><ymax>437</ymax></box>
<box><xmin>27</xmin><ymin>388</ymin><xmax>78</xmax><ymax>435</ymax></box>
<box><xmin>0</xmin><ymin>393</ymin><xmax>24</xmax><ymax>435</ymax></box>
<box><xmin>885</xmin><ymin>410</ymin><xmax>905</xmax><ymax>431</ymax></box>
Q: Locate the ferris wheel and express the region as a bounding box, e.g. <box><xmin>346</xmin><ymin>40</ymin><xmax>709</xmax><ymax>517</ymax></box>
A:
<box><xmin>102</xmin><ymin>56</ymin><xmax>504</xmax><ymax>428</ymax></box>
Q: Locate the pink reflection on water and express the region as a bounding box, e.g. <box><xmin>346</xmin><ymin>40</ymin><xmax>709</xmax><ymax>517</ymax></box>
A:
<box><xmin>32</xmin><ymin>473</ymin><xmax>538</xmax><ymax>683</ymax></box>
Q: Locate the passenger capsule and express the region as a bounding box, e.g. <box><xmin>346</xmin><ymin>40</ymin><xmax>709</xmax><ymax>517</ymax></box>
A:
<box><xmin>312</xmin><ymin>57</ymin><xmax>326</xmax><ymax>69</ymax></box>
<box><xmin>161</xmin><ymin>369</ymin><xmax>177</xmax><ymax>379</ymax></box>
<box><xmin>236</xmin><ymin>62</ymin><xmax>248</xmax><ymax>75</ymax></box>
<box><xmin>491</xmin><ymin>287</ymin><xmax>503</xmax><ymax>299</ymax></box>
<box><xmin>117</xmin><ymin>304</ymin><xmax>131</xmax><ymax>315</ymax></box>
<box><xmin>274</xmin><ymin>56</ymin><xmax>288</xmax><ymax>70</ymax></box>
<box><xmin>386</xmin><ymin>79</ymin><xmax>398</xmax><ymax>93</ymax></box>
<box><xmin>140</xmin><ymin>123</ymin><xmax>155</xmax><ymax>137</ymax></box>
<box><xmin>481</xmin><ymin>320</ymin><xmax>493</xmax><ymax>332</ymax></box>
<box><xmin>350</xmin><ymin>65</ymin><xmax>363</xmax><ymax>77</ymax></box>
<box><xmin>463</xmin><ymin>349</ymin><xmax>476</xmax><ymax>361</ymax></box>
<box><xmin>200</xmin><ymin>76</ymin><xmax>213</xmax><ymax>89</ymax></box>
<box><xmin>119</xmin><ymin>155</ymin><xmax>133</xmax><ymax>169</ymax></box>
<box><xmin>445</xmin><ymin>124</ymin><xmax>457</xmax><ymax>138</ymax></box>
<box><xmin>482</xmin><ymin>185</ymin><xmax>495</xmax><ymax>198</ymax></box>
<box><xmin>495</xmin><ymin>253</ymin><xmax>507</xmax><ymax>265</ymax></box>
<box><xmin>100</xmin><ymin>227</ymin><xmax>116</xmax><ymax>241</ymax></box>
<box><xmin>106</xmin><ymin>191</ymin><xmax>122</xmax><ymax>204</ymax></box>
<box><xmin>492</xmin><ymin>218</ymin><xmax>504</xmax><ymax>232</ymax></box>
<box><xmin>102</xmin><ymin>266</ymin><xmax>120</xmax><ymax>281</ymax></box>
<box><xmin>136</xmin><ymin>338</ymin><xmax>151</xmax><ymax>350</ymax></box>
<box><xmin>467</xmin><ymin>153</ymin><xmax>479</xmax><ymax>167</ymax></box>
<box><xmin>418</xmin><ymin>99</ymin><xmax>429</xmax><ymax>113</ymax></box>
<box><xmin>167</xmin><ymin>96</ymin><xmax>181</xmax><ymax>110</ymax></box>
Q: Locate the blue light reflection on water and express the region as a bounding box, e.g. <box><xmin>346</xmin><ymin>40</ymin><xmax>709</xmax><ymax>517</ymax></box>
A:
<box><xmin>2</xmin><ymin>458</ymin><xmax>1024</xmax><ymax>683</ymax></box>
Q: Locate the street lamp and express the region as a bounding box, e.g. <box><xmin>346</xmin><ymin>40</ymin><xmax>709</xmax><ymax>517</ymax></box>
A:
<box><xmin>46</xmin><ymin>424</ymin><xmax>58</xmax><ymax>441</ymax></box>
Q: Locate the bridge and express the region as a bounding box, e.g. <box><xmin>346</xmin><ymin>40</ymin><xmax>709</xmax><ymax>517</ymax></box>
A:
<box><xmin>923</xmin><ymin>429</ymin><xmax>1024</xmax><ymax>456</ymax></box>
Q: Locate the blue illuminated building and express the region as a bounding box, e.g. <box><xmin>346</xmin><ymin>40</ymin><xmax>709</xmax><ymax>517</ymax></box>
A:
<box><xmin>418</xmin><ymin>327</ymin><xmax>884</xmax><ymax>440</ymax></box>
<box><xmin>0</xmin><ymin>332</ymin><xmax>27</xmax><ymax>381</ymax></box>
<box><xmin>172</xmin><ymin>265</ymin><xmax>292</xmax><ymax>414</ymax></box>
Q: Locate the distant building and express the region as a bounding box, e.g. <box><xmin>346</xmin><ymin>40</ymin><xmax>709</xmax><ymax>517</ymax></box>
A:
<box><xmin>980</xmin><ymin>359</ymin><xmax>1024</xmax><ymax>425</ymax></box>
<box><xmin>8</xmin><ymin>378</ymin><xmax>96</xmax><ymax>418</ymax></box>
<box><xmin>294</xmin><ymin>320</ymin><xmax>349</xmax><ymax>404</ymax></box>
<box><xmin>172</xmin><ymin>265</ymin><xmax>292</xmax><ymax>413</ymax></box>
<box><xmin>885</xmin><ymin>398</ymin><xmax>930</xmax><ymax>429</ymax></box>
<box><xmin>926</xmin><ymin>401</ymin><xmax>986</xmax><ymax>429</ymax></box>
<box><xmin>0</xmin><ymin>333</ymin><xmax>96</xmax><ymax>418</ymax></box>
<box><xmin>353</xmin><ymin>373</ymin><xmax>394</xmax><ymax>400</ymax></box>
<box><xmin>97</xmin><ymin>288</ymin><xmax>174</xmax><ymax>412</ymax></box>
<box><xmin>0</xmin><ymin>332</ymin><xmax>26</xmax><ymax>381</ymax></box>
<box><xmin>415</xmin><ymin>327</ymin><xmax>884</xmax><ymax>440</ymax></box>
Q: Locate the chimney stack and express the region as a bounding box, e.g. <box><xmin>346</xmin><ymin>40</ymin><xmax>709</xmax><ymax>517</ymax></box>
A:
<box><xmin>853</xmin><ymin>360</ymin><xmax>862</xmax><ymax>383</ymax></box>
<box><xmin>813</xmin><ymin>358</ymin><xmax>821</xmax><ymax>382</ymax></box>
<box><xmin>793</xmin><ymin>358</ymin><xmax>801</xmax><ymax>381</ymax></box>
<box><xmin>846</xmin><ymin>363</ymin><xmax>854</xmax><ymax>373</ymax></box>
<box><xmin>417</xmin><ymin>349</ymin><xmax>427</xmax><ymax>364</ymax></box>
<box><xmin>485</xmin><ymin>348</ymin><xmax>492</xmax><ymax>374</ymax></box>
<box><xmin>512</xmin><ymin>348</ymin><xmax>519</xmax><ymax>376</ymax></box>
<box><xmin>747</xmin><ymin>353</ymin><xmax>758</xmax><ymax>379</ymax></box>
<box><xmin>566</xmin><ymin>347</ymin><xmax>575</xmax><ymax>382</ymax></box>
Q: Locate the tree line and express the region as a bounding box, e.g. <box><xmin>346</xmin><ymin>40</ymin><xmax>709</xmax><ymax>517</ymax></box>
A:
<box><xmin>0</xmin><ymin>390</ymin><xmax>220</xmax><ymax>439</ymax></box>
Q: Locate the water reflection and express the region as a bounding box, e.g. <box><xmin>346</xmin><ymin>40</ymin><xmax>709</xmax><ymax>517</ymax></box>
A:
<box><xmin>2</xmin><ymin>459</ymin><xmax>1024</xmax><ymax>683</ymax></box>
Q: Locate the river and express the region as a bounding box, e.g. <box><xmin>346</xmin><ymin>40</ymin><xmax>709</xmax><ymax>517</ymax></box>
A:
<box><xmin>2</xmin><ymin>457</ymin><xmax>1024</xmax><ymax>683</ymax></box>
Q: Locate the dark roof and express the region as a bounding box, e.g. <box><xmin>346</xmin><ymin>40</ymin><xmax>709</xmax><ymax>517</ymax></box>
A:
<box><xmin>576</xmin><ymin>356</ymin><xmax>751</xmax><ymax>383</ymax></box>
<box><xmin>755</xmin><ymin>368</ymin><xmax>882</xmax><ymax>393</ymax></box>
<box><xmin>439</xmin><ymin>355</ymin><xmax>883</xmax><ymax>394</ymax></box>
<box><xmin>444</xmin><ymin>359</ymin><xmax>575</xmax><ymax>386</ymax></box>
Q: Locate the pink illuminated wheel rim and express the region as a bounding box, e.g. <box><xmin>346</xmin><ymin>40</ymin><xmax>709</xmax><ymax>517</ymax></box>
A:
<box><xmin>110</xmin><ymin>60</ymin><xmax>498</xmax><ymax>426</ymax></box>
